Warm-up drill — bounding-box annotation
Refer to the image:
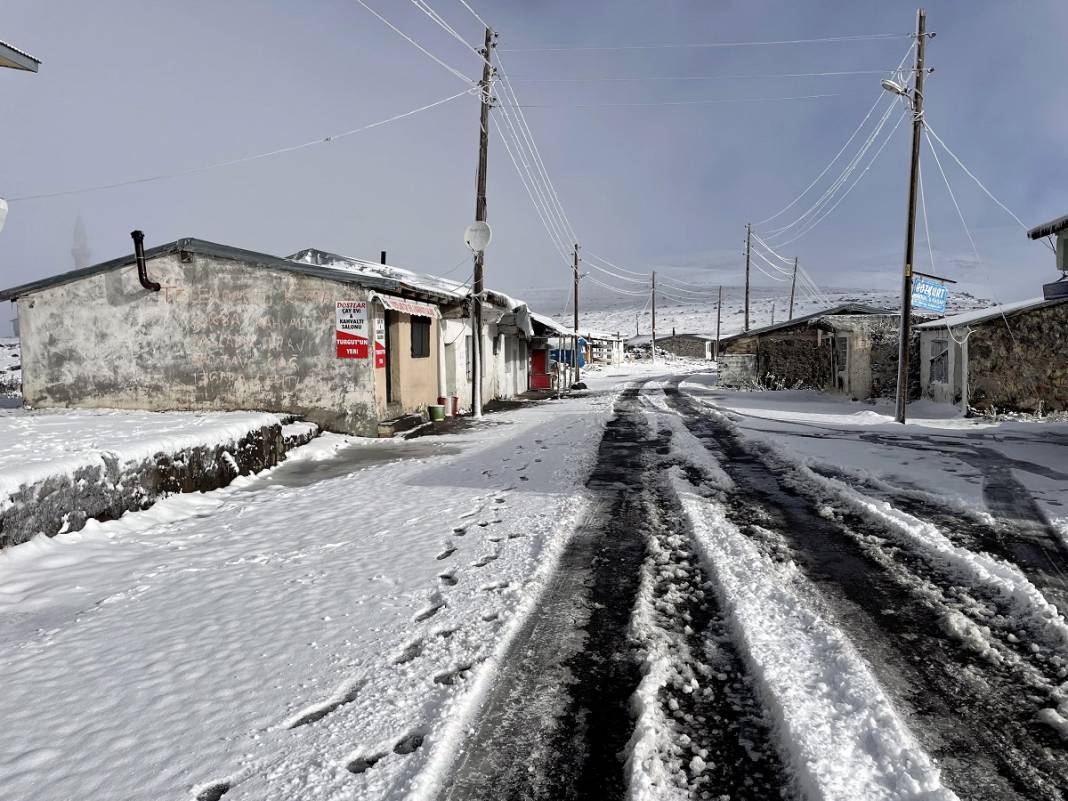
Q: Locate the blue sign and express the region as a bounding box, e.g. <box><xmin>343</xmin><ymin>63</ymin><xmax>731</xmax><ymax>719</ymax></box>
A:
<box><xmin>912</xmin><ymin>275</ymin><xmax>948</xmax><ymax>313</ymax></box>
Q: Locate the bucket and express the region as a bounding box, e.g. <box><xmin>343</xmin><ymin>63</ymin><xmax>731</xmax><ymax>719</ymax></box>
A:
<box><xmin>450</xmin><ymin>396</ymin><xmax>459</xmax><ymax>416</ymax></box>
<box><xmin>438</xmin><ymin>396</ymin><xmax>452</xmax><ymax>417</ymax></box>
<box><xmin>428</xmin><ymin>404</ymin><xmax>446</xmax><ymax>422</ymax></box>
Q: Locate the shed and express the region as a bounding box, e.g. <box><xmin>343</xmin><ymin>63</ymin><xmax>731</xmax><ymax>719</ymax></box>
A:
<box><xmin>655</xmin><ymin>333</ymin><xmax>715</xmax><ymax>361</ymax></box>
<box><xmin>915</xmin><ymin>297</ymin><xmax>1068</xmax><ymax>413</ymax></box>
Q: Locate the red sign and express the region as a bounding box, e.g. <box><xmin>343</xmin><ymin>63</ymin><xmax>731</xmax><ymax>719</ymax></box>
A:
<box><xmin>336</xmin><ymin>301</ymin><xmax>368</xmax><ymax>359</ymax></box>
<box><xmin>374</xmin><ymin>316</ymin><xmax>386</xmax><ymax>369</ymax></box>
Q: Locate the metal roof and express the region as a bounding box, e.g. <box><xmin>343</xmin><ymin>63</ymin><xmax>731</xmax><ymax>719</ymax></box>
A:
<box><xmin>914</xmin><ymin>296</ymin><xmax>1068</xmax><ymax>331</ymax></box>
<box><xmin>1027</xmin><ymin>213</ymin><xmax>1068</xmax><ymax>240</ymax></box>
<box><xmin>0</xmin><ymin>238</ymin><xmax>459</xmax><ymax>305</ymax></box>
<box><xmin>717</xmin><ymin>303</ymin><xmax>895</xmax><ymax>344</ymax></box>
<box><xmin>0</xmin><ymin>40</ymin><xmax>40</xmax><ymax>72</ymax></box>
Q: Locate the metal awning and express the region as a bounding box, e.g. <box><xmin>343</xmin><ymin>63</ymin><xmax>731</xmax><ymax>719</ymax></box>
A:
<box><xmin>0</xmin><ymin>40</ymin><xmax>40</xmax><ymax>72</ymax></box>
<box><xmin>375</xmin><ymin>294</ymin><xmax>440</xmax><ymax>319</ymax></box>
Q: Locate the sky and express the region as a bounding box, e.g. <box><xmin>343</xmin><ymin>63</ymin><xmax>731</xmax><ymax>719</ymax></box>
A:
<box><xmin>1</xmin><ymin>0</ymin><xmax>1066</xmax><ymax>335</ymax></box>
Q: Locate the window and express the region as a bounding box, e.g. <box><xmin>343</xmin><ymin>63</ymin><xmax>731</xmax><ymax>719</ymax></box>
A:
<box><xmin>929</xmin><ymin>338</ymin><xmax>949</xmax><ymax>384</ymax></box>
<box><xmin>411</xmin><ymin>317</ymin><xmax>431</xmax><ymax>359</ymax></box>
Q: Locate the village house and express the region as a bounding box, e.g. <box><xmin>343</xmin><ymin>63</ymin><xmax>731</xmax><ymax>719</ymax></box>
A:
<box><xmin>0</xmin><ymin>237</ymin><xmax>541</xmax><ymax>436</ymax></box>
<box><xmin>916</xmin><ymin>297</ymin><xmax>1068</xmax><ymax>414</ymax></box>
<box><xmin>717</xmin><ymin>303</ymin><xmax>913</xmax><ymax>398</ymax></box>
<box><xmin>583</xmin><ymin>330</ymin><xmax>625</xmax><ymax>365</ymax></box>
<box><xmin>656</xmin><ymin>333</ymin><xmax>716</xmax><ymax>361</ymax></box>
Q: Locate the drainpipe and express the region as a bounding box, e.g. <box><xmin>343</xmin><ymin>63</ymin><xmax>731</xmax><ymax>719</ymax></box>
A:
<box><xmin>130</xmin><ymin>230</ymin><xmax>160</xmax><ymax>292</ymax></box>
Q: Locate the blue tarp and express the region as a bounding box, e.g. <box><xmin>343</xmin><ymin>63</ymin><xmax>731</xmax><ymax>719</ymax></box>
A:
<box><xmin>550</xmin><ymin>337</ymin><xmax>587</xmax><ymax>368</ymax></box>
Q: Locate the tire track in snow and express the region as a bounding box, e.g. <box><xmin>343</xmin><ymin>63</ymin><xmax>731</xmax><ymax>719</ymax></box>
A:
<box><xmin>665</xmin><ymin>380</ymin><xmax>1068</xmax><ymax>800</ymax></box>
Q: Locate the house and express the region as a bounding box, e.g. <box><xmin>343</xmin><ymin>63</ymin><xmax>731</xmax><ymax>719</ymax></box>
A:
<box><xmin>718</xmin><ymin>304</ymin><xmax>910</xmax><ymax>398</ymax></box>
<box><xmin>528</xmin><ymin>312</ymin><xmax>569</xmax><ymax>390</ymax></box>
<box><xmin>0</xmin><ymin>237</ymin><xmax>539</xmax><ymax>436</ymax></box>
<box><xmin>656</xmin><ymin>333</ymin><xmax>715</xmax><ymax>361</ymax></box>
<box><xmin>916</xmin><ymin>297</ymin><xmax>1068</xmax><ymax>414</ymax></box>
<box><xmin>1028</xmin><ymin>212</ymin><xmax>1068</xmax><ymax>300</ymax></box>
<box><xmin>583</xmin><ymin>330</ymin><xmax>625</xmax><ymax>365</ymax></box>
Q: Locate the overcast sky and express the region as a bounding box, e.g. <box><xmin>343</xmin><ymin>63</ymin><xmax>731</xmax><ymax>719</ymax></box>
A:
<box><xmin>1</xmin><ymin>1</ymin><xmax>1065</xmax><ymax>334</ymax></box>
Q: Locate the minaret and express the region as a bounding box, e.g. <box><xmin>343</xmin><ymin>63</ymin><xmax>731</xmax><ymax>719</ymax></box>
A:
<box><xmin>72</xmin><ymin>214</ymin><xmax>90</xmax><ymax>270</ymax></box>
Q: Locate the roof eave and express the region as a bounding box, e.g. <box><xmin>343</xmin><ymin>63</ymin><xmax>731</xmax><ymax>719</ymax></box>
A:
<box><xmin>1027</xmin><ymin>213</ymin><xmax>1068</xmax><ymax>240</ymax></box>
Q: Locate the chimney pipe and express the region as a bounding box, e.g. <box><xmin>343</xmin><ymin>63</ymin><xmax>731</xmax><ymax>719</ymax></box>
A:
<box><xmin>381</xmin><ymin>250</ymin><xmax>387</xmax><ymax>265</ymax></box>
<box><xmin>131</xmin><ymin>230</ymin><xmax>160</xmax><ymax>292</ymax></box>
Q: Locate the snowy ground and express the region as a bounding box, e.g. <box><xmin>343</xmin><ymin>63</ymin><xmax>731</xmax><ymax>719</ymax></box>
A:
<box><xmin>0</xmin><ymin>407</ymin><xmax>286</xmax><ymax>503</ymax></box>
<box><xmin>0</xmin><ymin>337</ymin><xmax>19</xmax><ymax>398</ymax></box>
<box><xmin>3</xmin><ymin>361</ymin><xmax>1067</xmax><ymax>801</ymax></box>
<box><xmin>557</xmin><ymin>287</ymin><xmax>989</xmax><ymax>341</ymax></box>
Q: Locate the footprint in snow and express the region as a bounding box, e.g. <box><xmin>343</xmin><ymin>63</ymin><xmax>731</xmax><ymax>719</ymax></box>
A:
<box><xmin>435</xmin><ymin>627</ymin><xmax>458</xmax><ymax>639</ymax></box>
<box><xmin>472</xmin><ymin>552</ymin><xmax>499</xmax><ymax>568</ymax></box>
<box><xmin>452</xmin><ymin>526</ymin><xmax>467</xmax><ymax>536</ymax></box>
<box><xmin>394</xmin><ymin>732</ymin><xmax>425</xmax><ymax>754</ymax></box>
<box><xmin>438</xmin><ymin>572</ymin><xmax>458</xmax><ymax>587</ymax></box>
<box><xmin>434</xmin><ymin>664</ymin><xmax>474</xmax><ymax>686</ymax></box>
<box><xmin>392</xmin><ymin>640</ymin><xmax>423</xmax><ymax>666</ymax></box>
<box><xmin>414</xmin><ymin>597</ymin><xmax>445</xmax><ymax>622</ymax></box>
<box><xmin>195</xmin><ymin>782</ymin><xmax>232</xmax><ymax>801</ymax></box>
<box><xmin>480</xmin><ymin>581</ymin><xmax>509</xmax><ymax>592</ymax></box>
<box><xmin>347</xmin><ymin>752</ymin><xmax>387</xmax><ymax>775</ymax></box>
<box><xmin>435</xmin><ymin>546</ymin><xmax>456</xmax><ymax>561</ymax></box>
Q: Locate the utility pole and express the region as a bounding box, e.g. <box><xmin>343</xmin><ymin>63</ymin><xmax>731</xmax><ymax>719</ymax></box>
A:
<box><xmin>714</xmin><ymin>285</ymin><xmax>722</xmax><ymax>361</ymax></box>
<box><xmin>894</xmin><ymin>8</ymin><xmax>927</xmax><ymax>425</ymax></box>
<box><xmin>789</xmin><ymin>258</ymin><xmax>798</xmax><ymax>320</ymax></box>
<box><xmin>744</xmin><ymin>223</ymin><xmax>752</xmax><ymax>332</ymax></box>
<box><xmin>470</xmin><ymin>26</ymin><xmax>495</xmax><ymax>418</ymax></box>
<box><xmin>573</xmin><ymin>242</ymin><xmax>581</xmax><ymax>385</ymax></box>
<box><xmin>771</xmin><ymin>303</ymin><xmax>776</xmax><ymax>325</ymax></box>
<box><xmin>651</xmin><ymin>271</ymin><xmax>657</xmax><ymax>363</ymax></box>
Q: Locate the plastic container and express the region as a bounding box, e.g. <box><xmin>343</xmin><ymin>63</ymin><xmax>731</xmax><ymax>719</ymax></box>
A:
<box><xmin>428</xmin><ymin>404</ymin><xmax>446</xmax><ymax>422</ymax></box>
<box><xmin>438</xmin><ymin>396</ymin><xmax>452</xmax><ymax>416</ymax></box>
<box><xmin>450</xmin><ymin>396</ymin><xmax>459</xmax><ymax>416</ymax></box>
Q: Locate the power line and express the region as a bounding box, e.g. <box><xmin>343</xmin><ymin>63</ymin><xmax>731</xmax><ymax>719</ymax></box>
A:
<box><xmin>500</xmin><ymin>33</ymin><xmax>912</xmax><ymax>53</ymax></box>
<box><xmin>499</xmin><ymin>92</ymin><xmax>843</xmax><ymax>108</ymax></box>
<box><xmin>583</xmin><ymin>251</ymin><xmax>649</xmax><ymax>277</ymax></box>
<box><xmin>354</xmin><ymin>0</ymin><xmax>474</xmax><ymax>85</ymax></box>
<box><xmin>508</xmin><ymin>69</ymin><xmax>891</xmax><ymax>83</ymax></box>
<box><xmin>9</xmin><ymin>89</ymin><xmax>476</xmax><ymax>202</ymax></box>
<box><xmin>456</xmin><ymin>0</ymin><xmax>490</xmax><ymax>31</ymax></box>
<box><xmin>755</xmin><ymin>41</ymin><xmax>915</xmax><ymax>226</ymax></box>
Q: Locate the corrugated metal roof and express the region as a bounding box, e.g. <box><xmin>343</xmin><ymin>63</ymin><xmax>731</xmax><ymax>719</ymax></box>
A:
<box><xmin>915</xmin><ymin>296</ymin><xmax>1068</xmax><ymax>330</ymax></box>
<box><xmin>1027</xmin><ymin>213</ymin><xmax>1068</xmax><ymax>240</ymax></box>
<box><xmin>0</xmin><ymin>238</ymin><xmax>459</xmax><ymax>304</ymax></box>
<box><xmin>717</xmin><ymin>303</ymin><xmax>895</xmax><ymax>345</ymax></box>
<box><xmin>0</xmin><ymin>39</ymin><xmax>41</xmax><ymax>72</ymax></box>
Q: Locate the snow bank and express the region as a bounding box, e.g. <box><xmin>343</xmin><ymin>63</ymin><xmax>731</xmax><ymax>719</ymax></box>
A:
<box><xmin>0</xmin><ymin>408</ymin><xmax>295</xmax><ymax>548</ymax></box>
<box><xmin>673</xmin><ymin>473</ymin><xmax>957</xmax><ymax>801</ymax></box>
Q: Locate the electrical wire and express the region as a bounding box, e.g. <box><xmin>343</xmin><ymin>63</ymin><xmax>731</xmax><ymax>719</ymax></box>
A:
<box><xmin>409</xmin><ymin>0</ymin><xmax>480</xmax><ymax>54</ymax></box>
<box><xmin>499</xmin><ymin>92</ymin><xmax>842</xmax><ymax>108</ymax></box>
<box><xmin>508</xmin><ymin>69</ymin><xmax>892</xmax><ymax>83</ymax></box>
<box><xmin>755</xmin><ymin>41</ymin><xmax>914</xmax><ymax>226</ymax></box>
<box><xmin>456</xmin><ymin>0</ymin><xmax>490</xmax><ymax>31</ymax></box>
<box><xmin>586</xmin><ymin>260</ymin><xmax>650</xmax><ymax>284</ymax></box>
<box><xmin>583</xmin><ymin>251</ymin><xmax>649</xmax><ymax>277</ymax></box>
<box><xmin>9</xmin><ymin>88</ymin><xmax>476</xmax><ymax>202</ymax></box>
<box><xmin>586</xmin><ymin>275</ymin><xmax>649</xmax><ymax>296</ymax></box>
<box><xmin>355</xmin><ymin>0</ymin><xmax>474</xmax><ymax>85</ymax></box>
<box><xmin>500</xmin><ymin>33</ymin><xmax>912</xmax><ymax>53</ymax></box>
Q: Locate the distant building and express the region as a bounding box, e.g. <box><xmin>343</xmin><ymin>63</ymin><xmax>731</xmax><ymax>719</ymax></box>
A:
<box><xmin>0</xmin><ymin>238</ymin><xmax>542</xmax><ymax>435</ymax></box>
<box><xmin>655</xmin><ymin>333</ymin><xmax>715</xmax><ymax>361</ymax></box>
<box><xmin>916</xmin><ymin>297</ymin><xmax>1068</xmax><ymax>414</ymax></box>
<box><xmin>718</xmin><ymin>303</ymin><xmax>913</xmax><ymax>398</ymax></box>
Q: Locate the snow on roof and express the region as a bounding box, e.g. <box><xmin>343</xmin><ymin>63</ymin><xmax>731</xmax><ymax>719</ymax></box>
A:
<box><xmin>719</xmin><ymin>303</ymin><xmax>895</xmax><ymax>343</ymax></box>
<box><xmin>914</xmin><ymin>296</ymin><xmax>1068</xmax><ymax>330</ymax></box>
<box><xmin>287</xmin><ymin>248</ymin><xmax>527</xmax><ymax>312</ymax></box>
<box><xmin>1028</xmin><ymin>213</ymin><xmax>1068</xmax><ymax>240</ymax></box>
<box><xmin>0</xmin><ymin>39</ymin><xmax>40</xmax><ymax>71</ymax></box>
<box><xmin>530</xmin><ymin>311</ymin><xmax>569</xmax><ymax>335</ymax></box>
<box><xmin>582</xmin><ymin>329</ymin><xmax>624</xmax><ymax>341</ymax></box>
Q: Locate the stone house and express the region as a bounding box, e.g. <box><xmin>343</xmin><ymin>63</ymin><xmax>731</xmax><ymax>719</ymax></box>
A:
<box><xmin>656</xmin><ymin>333</ymin><xmax>715</xmax><ymax>361</ymax></box>
<box><xmin>0</xmin><ymin>238</ymin><xmax>538</xmax><ymax>436</ymax></box>
<box><xmin>915</xmin><ymin>297</ymin><xmax>1068</xmax><ymax>414</ymax></box>
<box><xmin>718</xmin><ymin>304</ymin><xmax>913</xmax><ymax>398</ymax></box>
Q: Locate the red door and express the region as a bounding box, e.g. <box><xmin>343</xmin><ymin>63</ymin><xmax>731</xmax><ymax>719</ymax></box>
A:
<box><xmin>531</xmin><ymin>348</ymin><xmax>550</xmax><ymax>389</ymax></box>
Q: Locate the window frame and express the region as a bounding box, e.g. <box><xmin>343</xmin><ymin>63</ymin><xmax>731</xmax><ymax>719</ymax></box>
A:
<box><xmin>410</xmin><ymin>316</ymin><xmax>431</xmax><ymax>359</ymax></box>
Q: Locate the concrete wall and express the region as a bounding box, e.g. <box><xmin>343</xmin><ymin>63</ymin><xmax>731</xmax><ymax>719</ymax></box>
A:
<box><xmin>17</xmin><ymin>253</ymin><xmax>383</xmax><ymax>435</ymax></box>
<box><xmin>964</xmin><ymin>303</ymin><xmax>1068</xmax><ymax>413</ymax></box>
<box><xmin>827</xmin><ymin>315</ymin><xmax>901</xmax><ymax>400</ymax></box>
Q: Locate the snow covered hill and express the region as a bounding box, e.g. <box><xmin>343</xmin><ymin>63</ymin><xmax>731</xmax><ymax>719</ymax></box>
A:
<box><xmin>551</xmin><ymin>286</ymin><xmax>989</xmax><ymax>341</ymax></box>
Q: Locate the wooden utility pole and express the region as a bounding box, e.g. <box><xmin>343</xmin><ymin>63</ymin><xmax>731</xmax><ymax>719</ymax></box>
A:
<box><xmin>771</xmin><ymin>302</ymin><xmax>776</xmax><ymax>325</ymax></box>
<box><xmin>470</xmin><ymin>26</ymin><xmax>495</xmax><ymax>418</ymax></box>
<box><xmin>744</xmin><ymin>223</ymin><xmax>752</xmax><ymax>332</ymax></box>
<box><xmin>789</xmin><ymin>258</ymin><xmax>798</xmax><ymax>320</ymax></box>
<box><xmin>573</xmin><ymin>243</ymin><xmax>581</xmax><ymax>384</ymax></box>
<box><xmin>714</xmin><ymin>285</ymin><xmax>722</xmax><ymax>361</ymax></box>
<box><xmin>651</xmin><ymin>271</ymin><xmax>657</xmax><ymax>363</ymax></box>
<box><xmin>894</xmin><ymin>8</ymin><xmax>927</xmax><ymax>425</ymax></box>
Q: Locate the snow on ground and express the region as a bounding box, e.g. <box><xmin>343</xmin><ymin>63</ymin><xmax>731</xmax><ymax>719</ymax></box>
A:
<box><xmin>671</xmin><ymin>473</ymin><xmax>957</xmax><ymax>801</ymax></box>
<box><xmin>683</xmin><ymin>379</ymin><xmax>1068</xmax><ymax>525</ymax></box>
<box><xmin>557</xmin><ymin>287</ymin><xmax>989</xmax><ymax>342</ymax></box>
<box><xmin>0</xmin><ymin>407</ymin><xmax>285</xmax><ymax>502</ymax></box>
<box><xmin>0</xmin><ymin>337</ymin><xmax>19</xmax><ymax>397</ymax></box>
<box><xmin>0</xmin><ymin>377</ymin><xmax>622</xmax><ymax>801</ymax></box>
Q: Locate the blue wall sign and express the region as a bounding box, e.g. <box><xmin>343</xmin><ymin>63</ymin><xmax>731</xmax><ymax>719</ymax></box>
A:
<box><xmin>912</xmin><ymin>275</ymin><xmax>948</xmax><ymax>313</ymax></box>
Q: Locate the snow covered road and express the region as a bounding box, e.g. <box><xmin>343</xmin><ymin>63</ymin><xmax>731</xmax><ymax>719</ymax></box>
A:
<box><xmin>3</xmin><ymin>363</ymin><xmax>1068</xmax><ymax>801</ymax></box>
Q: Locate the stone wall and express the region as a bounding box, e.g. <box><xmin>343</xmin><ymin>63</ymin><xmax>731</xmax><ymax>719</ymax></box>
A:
<box><xmin>657</xmin><ymin>336</ymin><xmax>711</xmax><ymax>360</ymax></box>
<box><xmin>757</xmin><ymin>328</ymin><xmax>832</xmax><ymax>389</ymax></box>
<box><xmin>17</xmin><ymin>254</ymin><xmax>384</xmax><ymax>435</ymax></box>
<box><xmin>967</xmin><ymin>302</ymin><xmax>1068</xmax><ymax>412</ymax></box>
